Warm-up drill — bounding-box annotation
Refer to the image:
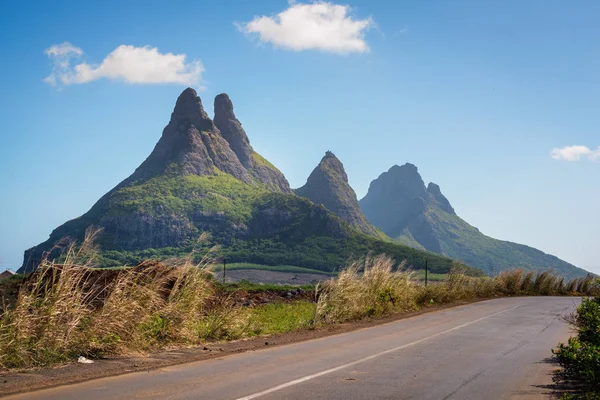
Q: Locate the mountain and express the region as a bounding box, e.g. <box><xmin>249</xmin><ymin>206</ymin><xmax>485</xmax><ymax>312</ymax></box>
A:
<box><xmin>360</xmin><ymin>163</ymin><xmax>589</xmax><ymax>278</ymax></box>
<box><xmin>213</xmin><ymin>93</ymin><xmax>292</xmax><ymax>193</ymax></box>
<box><xmin>295</xmin><ymin>151</ymin><xmax>380</xmax><ymax>236</ymax></box>
<box><xmin>19</xmin><ymin>89</ymin><xmax>470</xmax><ymax>276</ymax></box>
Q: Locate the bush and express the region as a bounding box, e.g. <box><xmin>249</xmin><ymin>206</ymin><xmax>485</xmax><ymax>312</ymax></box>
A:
<box><xmin>553</xmin><ymin>290</ymin><xmax>600</xmax><ymax>398</ymax></box>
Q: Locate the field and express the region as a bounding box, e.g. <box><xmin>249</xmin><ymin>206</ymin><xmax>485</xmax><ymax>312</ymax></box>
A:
<box><xmin>213</xmin><ymin>269</ymin><xmax>330</xmax><ymax>285</ymax></box>
<box><xmin>210</xmin><ymin>262</ymin><xmax>332</xmax><ymax>285</ymax></box>
<box><xmin>210</xmin><ymin>263</ymin><xmax>446</xmax><ymax>284</ymax></box>
<box><xmin>411</xmin><ymin>270</ymin><xmax>448</xmax><ymax>282</ymax></box>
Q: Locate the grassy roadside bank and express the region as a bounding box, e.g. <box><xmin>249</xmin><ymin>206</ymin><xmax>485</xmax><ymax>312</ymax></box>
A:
<box><xmin>1</xmin><ymin>248</ymin><xmax>598</xmax><ymax>371</ymax></box>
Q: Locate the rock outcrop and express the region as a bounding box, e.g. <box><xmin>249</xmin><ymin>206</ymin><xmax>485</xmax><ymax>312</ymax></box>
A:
<box><xmin>295</xmin><ymin>151</ymin><xmax>378</xmax><ymax>236</ymax></box>
<box><xmin>213</xmin><ymin>93</ymin><xmax>291</xmax><ymax>193</ymax></box>
<box><xmin>129</xmin><ymin>88</ymin><xmax>253</xmax><ymax>184</ymax></box>
<box><xmin>427</xmin><ymin>182</ymin><xmax>455</xmax><ymax>215</ymax></box>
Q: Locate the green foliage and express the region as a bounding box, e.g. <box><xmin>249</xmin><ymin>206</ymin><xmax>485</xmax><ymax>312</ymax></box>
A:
<box><xmin>223</xmin><ymin>235</ymin><xmax>479</xmax><ymax>276</ymax></box>
<box><xmin>249</xmin><ymin>302</ymin><xmax>316</xmax><ymax>335</ymax></box>
<box><xmin>107</xmin><ymin>172</ymin><xmax>265</xmax><ymax>224</ymax></box>
<box><xmin>95</xmin><ymin>234</ymin><xmax>475</xmax><ymax>277</ymax></box>
<box><xmin>553</xmin><ymin>291</ymin><xmax>600</xmax><ymax>398</ymax></box>
<box><xmin>251</xmin><ymin>151</ymin><xmax>278</xmax><ymax>171</ymax></box>
<box><xmin>22</xmin><ymin>161</ymin><xmax>482</xmax><ymax>278</ymax></box>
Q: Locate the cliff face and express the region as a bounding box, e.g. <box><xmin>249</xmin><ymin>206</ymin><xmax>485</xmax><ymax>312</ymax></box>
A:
<box><xmin>295</xmin><ymin>151</ymin><xmax>379</xmax><ymax>236</ymax></box>
<box><xmin>360</xmin><ymin>164</ymin><xmax>589</xmax><ymax>278</ymax></box>
<box><xmin>128</xmin><ymin>88</ymin><xmax>252</xmax><ymax>183</ymax></box>
<box><xmin>213</xmin><ymin>93</ymin><xmax>292</xmax><ymax>193</ymax></box>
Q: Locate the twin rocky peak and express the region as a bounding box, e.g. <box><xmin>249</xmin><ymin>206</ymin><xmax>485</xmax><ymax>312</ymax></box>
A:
<box><xmin>131</xmin><ymin>88</ymin><xmax>292</xmax><ymax>193</ymax></box>
<box><xmin>21</xmin><ymin>87</ymin><xmax>587</xmax><ymax>278</ymax></box>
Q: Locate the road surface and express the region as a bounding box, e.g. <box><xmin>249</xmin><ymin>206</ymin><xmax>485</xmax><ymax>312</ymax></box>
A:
<box><xmin>6</xmin><ymin>297</ymin><xmax>578</xmax><ymax>400</ymax></box>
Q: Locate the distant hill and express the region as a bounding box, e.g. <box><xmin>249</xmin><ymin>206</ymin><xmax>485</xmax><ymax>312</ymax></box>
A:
<box><xmin>360</xmin><ymin>163</ymin><xmax>589</xmax><ymax>279</ymax></box>
<box><xmin>19</xmin><ymin>89</ymin><xmax>472</xmax><ymax>276</ymax></box>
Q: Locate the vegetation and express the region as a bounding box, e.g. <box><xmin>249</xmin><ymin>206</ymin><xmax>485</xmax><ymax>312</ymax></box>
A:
<box><xmin>85</xmin><ymin>231</ymin><xmax>475</xmax><ymax>276</ymax></box>
<box><xmin>316</xmin><ymin>256</ymin><xmax>417</xmax><ymax>323</ymax></box>
<box><xmin>251</xmin><ymin>151</ymin><xmax>278</xmax><ymax>171</ymax></box>
<box><xmin>412</xmin><ymin>270</ymin><xmax>448</xmax><ymax>282</ymax></box>
<box><xmin>0</xmin><ymin>273</ymin><xmax>26</xmax><ymax>313</ymax></box>
<box><xmin>221</xmin><ymin>235</ymin><xmax>481</xmax><ymax>276</ymax></box>
<box><xmin>3</xmin><ymin>232</ymin><xmax>597</xmax><ymax>371</ymax></box>
<box><xmin>249</xmin><ymin>302</ymin><xmax>316</xmax><ymax>336</ymax></box>
<box><xmin>317</xmin><ymin>259</ymin><xmax>599</xmax><ymax>324</ymax></box>
<box><xmin>22</xmin><ymin>168</ymin><xmax>481</xmax><ymax>278</ymax></box>
<box><xmin>552</xmin><ymin>287</ymin><xmax>600</xmax><ymax>399</ymax></box>
<box><xmin>219</xmin><ymin>279</ymin><xmax>315</xmax><ymax>294</ymax></box>
<box><xmin>398</xmin><ymin>202</ymin><xmax>590</xmax><ymax>279</ymax></box>
<box><xmin>108</xmin><ymin>172</ymin><xmax>263</xmax><ymax>223</ymax></box>
<box><xmin>360</xmin><ymin>164</ymin><xmax>589</xmax><ymax>279</ymax></box>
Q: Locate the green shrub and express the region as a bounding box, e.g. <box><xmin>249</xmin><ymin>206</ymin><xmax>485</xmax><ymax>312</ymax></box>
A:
<box><xmin>250</xmin><ymin>302</ymin><xmax>316</xmax><ymax>335</ymax></box>
<box><xmin>553</xmin><ymin>292</ymin><xmax>600</xmax><ymax>398</ymax></box>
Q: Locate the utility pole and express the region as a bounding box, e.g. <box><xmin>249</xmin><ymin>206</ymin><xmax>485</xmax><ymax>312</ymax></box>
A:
<box><xmin>425</xmin><ymin>259</ymin><xmax>428</xmax><ymax>287</ymax></box>
<box><xmin>222</xmin><ymin>258</ymin><xmax>226</xmax><ymax>284</ymax></box>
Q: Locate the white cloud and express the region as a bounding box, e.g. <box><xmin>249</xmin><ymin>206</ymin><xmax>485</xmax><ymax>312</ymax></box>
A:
<box><xmin>237</xmin><ymin>1</ymin><xmax>373</xmax><ymax>54</ymax></box>
<box><xmin>44</xmin><ymin>43</ymin><xmax>203</xmax><ymax>87</ymax></box>
<box><xmin>550</xmin><ymin>145</ymin><xmax>600</xmax><ymax>161</ymax></box>
<box><xmin>43</xmin><ymin>42</ymin><xmax>84</xmax><ymax>86</ymax></box>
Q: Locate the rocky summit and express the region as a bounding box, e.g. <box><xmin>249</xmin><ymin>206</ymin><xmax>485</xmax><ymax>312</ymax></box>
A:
<box><xmin>295</xmin><ymin>151</ymin><xmax>379</xmax><ymax>236</ymax></box>
<box><xmin>19</xmin><ymin>89</ymin><xmax>464</xmax><ymax>276</ymax></box>
<box><xmin>128</xmin><ymin>88</ymin><xmax>252</xmax><ymax>183</ymax></box>
<box><xmin>213</xmin><ymin>93</ymin><xmax>292</xmax><ymax>193</ymax></box>
<box><xmin>360</xmin><ymin>163</ymin><xmax>589</xmax><ymax>278</ymax></box>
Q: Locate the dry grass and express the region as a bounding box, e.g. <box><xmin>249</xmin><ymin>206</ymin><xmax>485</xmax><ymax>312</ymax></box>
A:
<box><xmin>496</xmin><ymin>269</ymin><xmax>599</xmax><ymax>296</ymax></box>
<box><xmin>317</xmin><ymin>257</ymin><xmax>598</xmax><ymax>324</ymax></box>
<box><xmin>1</xmin><ymin>233</ymin><xmax>597</xmax><ymax>370</ymax></box>
<box><xmin>316</xmin><ymin>255</ymin><xmax>417</xmax><ymax>323</ymax></box>
<box><xmin>0</xmin><ymin>230</ymin><xmax>321</xmax><ymax>370</ymax></box>
<box><xmin>0</xmin><ymin>229</ymin><xmax>240</xmax><ymax>369</ymax></box>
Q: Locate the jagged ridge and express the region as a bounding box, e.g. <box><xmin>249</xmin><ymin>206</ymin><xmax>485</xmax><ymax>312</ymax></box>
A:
<box><xmin>19</xmin><ymin>89</ymin><xmax>466</xmax><ymax>276</ymax></box>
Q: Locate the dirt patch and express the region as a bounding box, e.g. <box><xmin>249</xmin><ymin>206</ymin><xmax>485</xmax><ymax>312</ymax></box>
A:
<box><xmin>0</xmin><ymin>299</ymin><xmax>484</xmax><ymax>397</ymax></box>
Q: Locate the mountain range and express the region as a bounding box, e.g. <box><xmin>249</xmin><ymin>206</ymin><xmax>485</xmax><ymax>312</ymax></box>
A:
<box><xmin>19</xmin><ymin>89</ymin><xmax>462</xmax><ymax>275</ymax></box>
<box><xmin>359</xmin><ymin>164</ymin><xmax>588</xmax><ymax>278</ymax></box>
<box><xmin>19</xmin><ymin>88</ymin><xmax>589</xmax><ymax>279</ymax></box>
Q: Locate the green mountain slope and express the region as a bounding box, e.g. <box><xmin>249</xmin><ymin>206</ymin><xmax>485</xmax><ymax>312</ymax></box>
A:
<box><xmin>360</xmin><ymin>164</ymin><xmax>590</xmax><ymax>279</ymax></box>
<box><xmin>19</xmin><ymin>89</ymin><xmax>473</xmax><ymax>276</ymax></box>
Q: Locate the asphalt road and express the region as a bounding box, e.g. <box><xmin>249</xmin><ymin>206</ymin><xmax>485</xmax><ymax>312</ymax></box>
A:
<box><xmin>7</xmin><ymin>297</ymin><xmax>579</xmax><ymax>400</ymax></box>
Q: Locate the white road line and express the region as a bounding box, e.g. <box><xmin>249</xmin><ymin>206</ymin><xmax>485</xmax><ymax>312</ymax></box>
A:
<box><xmin>235</xmin><ymin>302</ymin><xmax>528</xmax><ymax>400</ymax></box>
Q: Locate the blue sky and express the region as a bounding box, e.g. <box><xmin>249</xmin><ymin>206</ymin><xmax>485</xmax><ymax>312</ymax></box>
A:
<box><xmin>0</xmin><ymin>0</ymin><xmax>598</xmax><ymax>274</ymax></box>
